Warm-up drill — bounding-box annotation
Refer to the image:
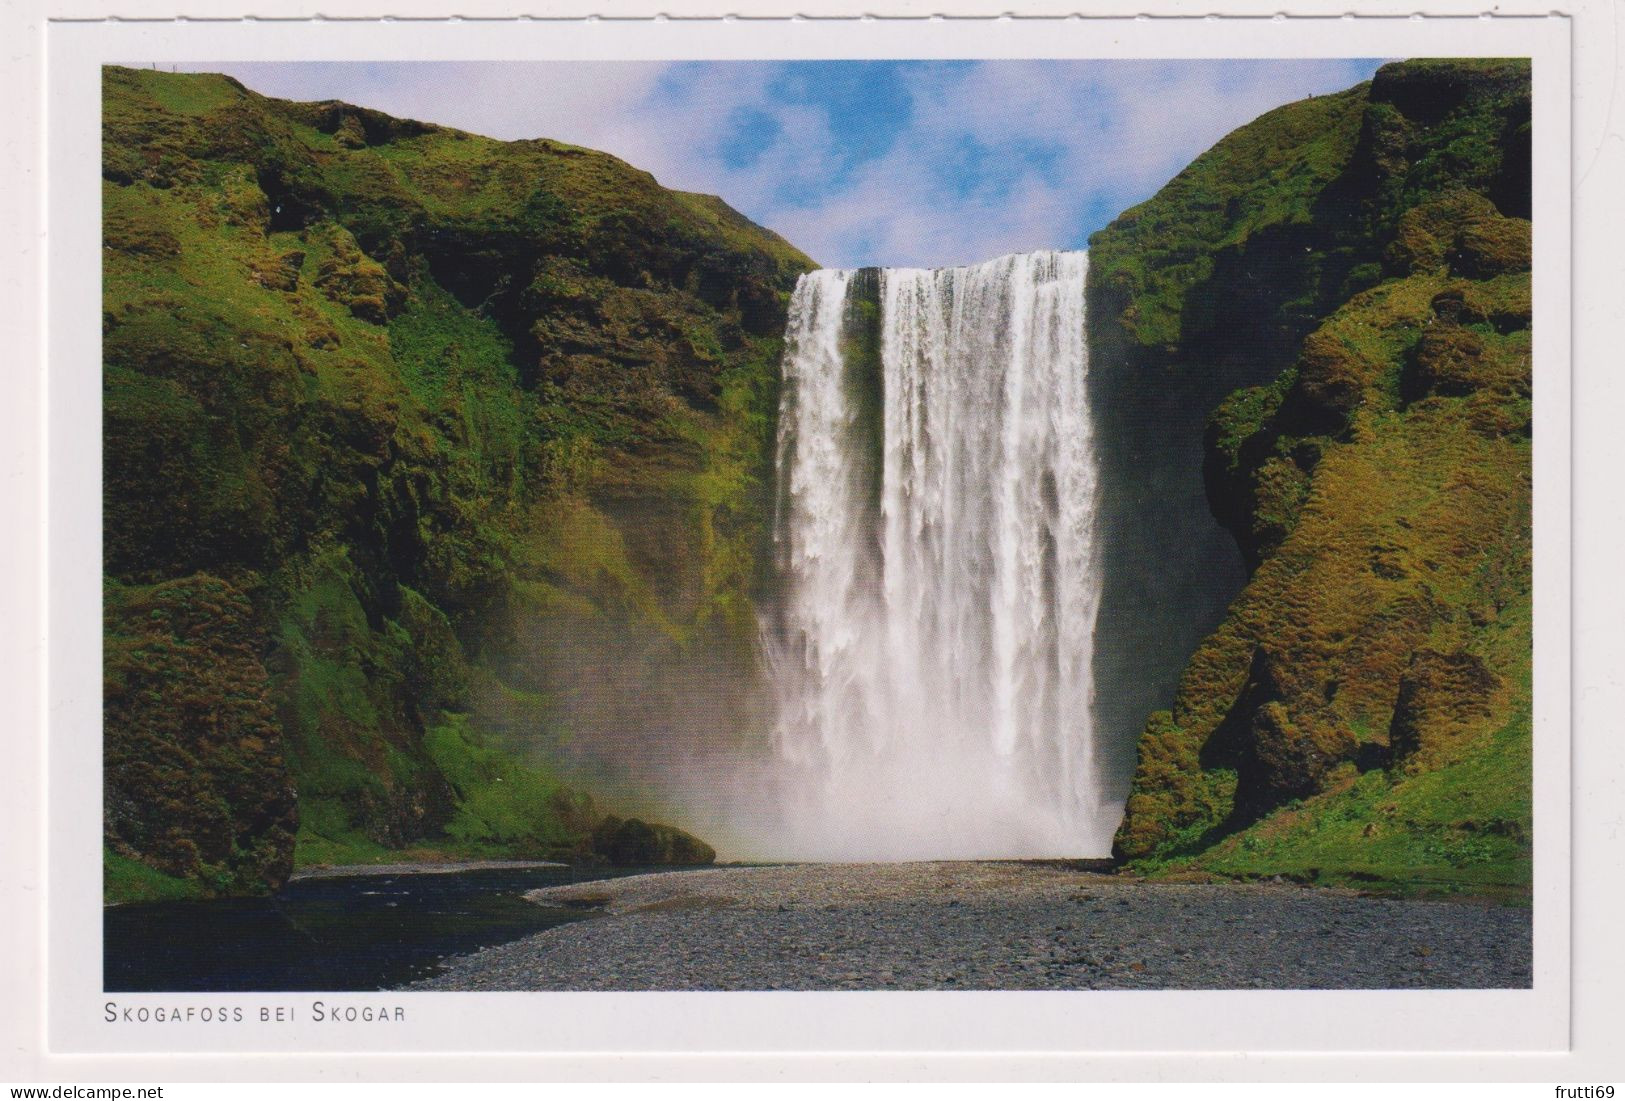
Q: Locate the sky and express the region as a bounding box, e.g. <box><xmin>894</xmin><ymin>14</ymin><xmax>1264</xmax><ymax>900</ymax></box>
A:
<box><xmin>175</xmin><ymin>59</ymin><xmax>1384</xmax><ymax>269</ymax></box>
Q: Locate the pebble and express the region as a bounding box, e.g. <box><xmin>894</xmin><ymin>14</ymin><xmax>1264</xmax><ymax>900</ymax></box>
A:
<box><xmin>409</xmin><ymin>862</ymin><xmax>1530</xmax><ymax>992</ymax></box>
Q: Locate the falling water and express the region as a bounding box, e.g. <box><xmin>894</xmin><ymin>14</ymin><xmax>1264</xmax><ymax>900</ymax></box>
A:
<box><xmin>764</xmin><ymin>250</ymin><xmax>1108</xmax><ymax>860</ymax></box>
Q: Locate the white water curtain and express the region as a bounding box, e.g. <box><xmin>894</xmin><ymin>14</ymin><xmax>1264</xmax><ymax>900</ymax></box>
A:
<box><xmin>766</xmin><ymin>251</ymin><xmax>1108</xmax><ymax>860</ymax></box>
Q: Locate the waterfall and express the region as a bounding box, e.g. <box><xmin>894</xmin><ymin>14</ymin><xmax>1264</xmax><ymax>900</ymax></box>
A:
<box><xmin>764</xmin><ymin>250</ymin><xmax>1109</xmax><ymax>860</ymax></box>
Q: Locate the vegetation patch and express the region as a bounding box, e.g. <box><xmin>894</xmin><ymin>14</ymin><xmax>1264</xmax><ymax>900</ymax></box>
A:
<box><xmin>102</xmin><ymin>66</ymin><xmax>808</xmax><ymax>895</ymax></box>
<box><xmin>1103</xmin><ymin>59</ymin><xmax>1532</xmax><ymax>900</ymax></box>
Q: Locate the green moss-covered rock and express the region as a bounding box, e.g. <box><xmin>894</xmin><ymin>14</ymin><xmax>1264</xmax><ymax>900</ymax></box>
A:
<box><xmin>592</xmin><ymin>815</ymin><xmax>717</xmax><ymax>866</ymax></box>
<box><xmin>1451</xmin><ymin>214</ymin><xmax>1532</xmax><ymax>278</ymax></box>
<box><xmin>1112</xmin><ymin>711</ymin><xmax>1238</xmax><ymax>861</ymax></box>
<box><xmin>1284</xmin><ymin>328</ymin><xmax>1377</xmax><ymax>433</ymax></box>
<box><xmin>1388</xmin><ymin>649</ymin><xmax>1501</xmax><ymax>768</ymax></box>
<box><xmin>102</xmin><ymin>65</ymin><xmax>807</xmax><ymax>894</ymax></box>
<box><xmin>308</xmin><ymin>220</ymin><xmax>405</xmax><ymax>323</ymax></box>
<box><xmin>1103</xmin><ymin>60</ymin><xmax>1532</xmax><ymax>895</ymax></box>
<box><xmin>1247</xmin><ymin>700</ymin><xmax>1358</xmax><ymax>809</ymax></box>
<box><xmin>1405</xmin><ymin>326</ymin><xmax>1491</xmax><ymax>400</ymax></box>
<box><xmin>1087</xmin><ymin>62</ymin><xmax>1531</xmax><ymax>799</ymax></box>
<box><xmin>1386</xmin><ymin>190</ymin><xmax>1501</xmax><ymax>275</ymax></box>
<box><xmin>104</xmin><ymin>574</ymin><xmax>298</xmax><ymax>896</ymax></box>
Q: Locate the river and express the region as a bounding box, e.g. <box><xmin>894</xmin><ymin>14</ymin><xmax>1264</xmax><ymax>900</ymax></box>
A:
<box><xmin>103</xmin><ymin>862</ymin><xmax>681</xmax><ymax>992</ymax></box>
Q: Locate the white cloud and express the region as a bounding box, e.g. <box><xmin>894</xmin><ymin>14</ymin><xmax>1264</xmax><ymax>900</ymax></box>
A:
<box><xmin>628</xmin><ymin>59</ymin><xmax>1377</xmax><ymax>268</ymax></box>
<box><xmin>177</xmin><ymin>61</ymin><xmax>671</xmax><ymax>147</ymax></box>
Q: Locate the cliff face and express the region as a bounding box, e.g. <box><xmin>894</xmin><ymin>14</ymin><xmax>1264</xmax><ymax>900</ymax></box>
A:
<box><xmin>1092</xmin><ymin>59</ymin><xmax>1532</xmax><ymax>892</ymax></box>
<box><xmin>102</xmin><ymin>67</ymin><xmax>809</xmax><ymax>900</ymax></box>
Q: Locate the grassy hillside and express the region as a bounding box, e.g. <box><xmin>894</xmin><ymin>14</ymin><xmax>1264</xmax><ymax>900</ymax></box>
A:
<box><xmin>101</xmin><ymin>67</ymin><xmax>812</xmax><ymax>901</ymax></box>
<box><xmin>1094</xmin><ymin>59</ymin><xmax>1532</xmax><ymax>896</ymax></box>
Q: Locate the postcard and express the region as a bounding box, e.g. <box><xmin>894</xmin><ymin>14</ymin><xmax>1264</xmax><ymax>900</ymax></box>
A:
<box><xmin>15</xmin><ymin>6</ymin><xmax>1591</xmax><ymax>1075</ymax></box>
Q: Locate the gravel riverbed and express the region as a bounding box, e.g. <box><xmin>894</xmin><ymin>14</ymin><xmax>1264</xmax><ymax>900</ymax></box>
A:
<box><xmin>410</xmin><ymin>861</ymin><xmax>1530</xmax><ymax>991</ymax></box>
<box><xmin>289</xmin><ymin>859</ymin><xmax>567</xmax><ymax>880</ymax></box>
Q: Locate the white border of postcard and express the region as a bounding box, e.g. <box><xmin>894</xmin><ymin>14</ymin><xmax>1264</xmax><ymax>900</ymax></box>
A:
<box><xmin>11</xmin><ymin>5</ymin><xmax>1605</xmax><ymax>1078</ymax></box>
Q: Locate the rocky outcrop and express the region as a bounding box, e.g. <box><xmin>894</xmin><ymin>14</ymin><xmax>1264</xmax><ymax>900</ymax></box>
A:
<box><xmin>104</xmin><ymin>575</ymin><xmax>298</xmax><ymax>893</ymax></box>
<box><xmin>592</xmin><ymin>817</ymin><xmax>717</xmax><ymax>867</ymax></box>
<box><xmin>1388</xmin><ymin>649</ymin><xmax>1501</xmax><ymax>768</ymax></box>
<box><xmin>102</xmin><ymin>67</ymin><xmax>792</xmax><ymax>896</ymax></box>
<box><xmin>1095</xmin><ymin>59</ymin><xmax>1532</xmax><ymax>890</ymax></box>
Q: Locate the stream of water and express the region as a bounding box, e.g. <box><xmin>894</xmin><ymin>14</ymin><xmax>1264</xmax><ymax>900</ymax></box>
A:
<box><xmin>764</xmin><ymin>250</ymin><xmax>1109</xmax><ymax>860</ymax></box>
<box><xmin>103</xmin><ymin>864</ymin><xmax>669</xmax><ymax>992</ymax></box>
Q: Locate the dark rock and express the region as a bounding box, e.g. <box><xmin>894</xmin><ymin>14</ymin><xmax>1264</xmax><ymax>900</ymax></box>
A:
<box><xmin>1248</xmin><ymin>701</ymin><xmax>1357</xmax><ymax>808</ymax></box>
<box><xmin>592</xmin><ymin>815</ymin><xmax>717</xmax><ymax>866</ymax></box>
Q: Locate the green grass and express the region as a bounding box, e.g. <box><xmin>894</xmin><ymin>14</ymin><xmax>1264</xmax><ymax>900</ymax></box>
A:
<box><xmin>292</xmin><ymin>714</ymin><xmax>592</xmax><ymax>866</ymax></box>
<box><xmin>105</xmin><ymin>846</ymin><xmax>211</xmax><ymax>905</ymax></box>
<box><xmin>1164</xmin><ymin>697</ymin><xmax>1531</xmax><ymax>898</ymax></box>
<box><xmin>135</xmin><ymin>67</ymin><xmax>248</xmax><ymax>117</ymax></box>
<box><xmin>277</xmin><ymin>551</ymin><xmax>389</xmax><ymax>776</ymax></box>
<box><xmin>1089</xmin><ymin>86</ymin><xmax>1370</xmax><ymax>349</ymax></box>
<box><xmin>292</xmin><ymin>807</ymin><xmax>398</xmax><ymax>868</ymax></box>
<box><xmin>424</xmin><ymin>715</ymin><xmax>577</xmax><ymax>850</ymax></box>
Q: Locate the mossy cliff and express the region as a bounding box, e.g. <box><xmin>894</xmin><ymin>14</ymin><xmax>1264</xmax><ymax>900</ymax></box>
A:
<box><xmin>1091</xmin><ymin>59</ymin><xmax>1532</xmax><ymax>893</ymax></box>
<box><xmin>102</xmin><ymin>66</ymin><xmax>810</xmax><ymax>901</ymax></box>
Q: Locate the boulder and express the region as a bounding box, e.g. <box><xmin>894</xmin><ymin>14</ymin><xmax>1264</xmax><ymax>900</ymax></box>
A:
<box><xmin>592</xmin><ymin>815</ymin><xmax>717</xmax><ymax>866</ymax></box>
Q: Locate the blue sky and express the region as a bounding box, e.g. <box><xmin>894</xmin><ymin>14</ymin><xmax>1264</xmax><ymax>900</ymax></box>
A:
<box><xmin>177</xmin><ymin>59</ymin><xmax>1384</xmax><ymax>268</ymax></box>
